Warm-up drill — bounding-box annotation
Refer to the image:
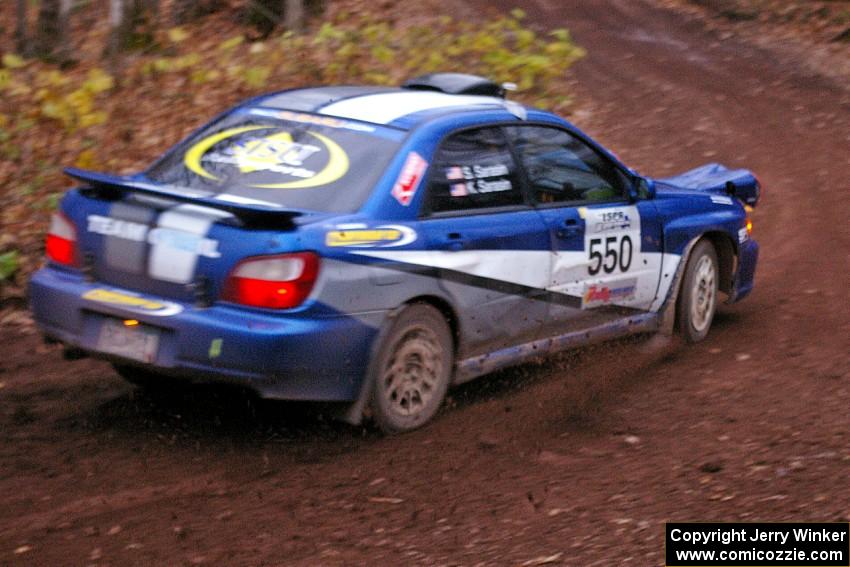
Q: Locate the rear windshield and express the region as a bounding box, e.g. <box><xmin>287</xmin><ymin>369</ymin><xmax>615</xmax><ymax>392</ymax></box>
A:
<box><xmin>146</xmin><ymin>108</ymin><xmax>404</xmax><ymax>213</ymax></box>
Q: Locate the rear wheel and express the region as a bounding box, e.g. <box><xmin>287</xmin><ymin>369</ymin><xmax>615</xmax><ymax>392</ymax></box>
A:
<box><xmin>677</xmin><ymin>239</ymin><xmax>719</xmax><ymax>343</ymax></box>
<box><xmin>369</xmin><ymin>304</ymin><xmax>453</xmax><ymax>434</ymax></box>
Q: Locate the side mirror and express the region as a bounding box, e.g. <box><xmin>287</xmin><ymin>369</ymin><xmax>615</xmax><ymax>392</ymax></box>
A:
<box><xmin>635</xmin><ymin>177</ymin><xmax>656</xmax><ymax>200</ymax></box>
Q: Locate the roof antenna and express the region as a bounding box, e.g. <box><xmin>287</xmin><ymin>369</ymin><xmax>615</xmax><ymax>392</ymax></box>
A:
<box><xmin>503</xmin><ymin>99</ymin><xmax>527</xmax><ymax>120</ymax></box>
<box><xmin>498</xmin><ymin>82</ymin><xmax>525</xmax><ymax>119</ymax></box>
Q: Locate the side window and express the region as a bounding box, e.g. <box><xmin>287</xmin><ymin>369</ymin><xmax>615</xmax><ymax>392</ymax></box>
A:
<box><xmin>506</xmin><ymin>126</ymin><xmax>628</xmax><ymax>205</ymax></box>
<box><xmin>426</xmin><ymin>127</ymin><xmax>524</xmax><ymax>214</ymax></box>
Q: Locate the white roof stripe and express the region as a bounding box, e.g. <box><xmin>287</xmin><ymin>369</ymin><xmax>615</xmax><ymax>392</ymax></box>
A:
<box><xmin>317</xmin><ymin>91</ymin><xmax>503</xmax><ymax>124</ymax></box>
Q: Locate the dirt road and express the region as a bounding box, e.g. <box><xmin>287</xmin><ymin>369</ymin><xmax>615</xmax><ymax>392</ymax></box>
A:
<box><xmin>2</xmin><ymin>1</ymin><xmax>850</xmax><ymax>565</ymax></box>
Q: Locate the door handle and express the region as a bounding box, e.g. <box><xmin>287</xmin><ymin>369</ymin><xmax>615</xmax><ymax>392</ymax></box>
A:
<box><xmin>438</xmin><ymin>232</ymin><xmax>466</xmax><ymax>251</ymax></box>
<box><xmin>557</xmin><ymin>218</ymin><xmax>581</xmax><ymax>239</ymax></box>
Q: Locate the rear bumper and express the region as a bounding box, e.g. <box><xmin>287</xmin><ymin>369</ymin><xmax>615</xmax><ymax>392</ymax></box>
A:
<box><xmin>29</xmin><ymin>268</ymin><xmax>384</xmax><ymax>401</ymax></box>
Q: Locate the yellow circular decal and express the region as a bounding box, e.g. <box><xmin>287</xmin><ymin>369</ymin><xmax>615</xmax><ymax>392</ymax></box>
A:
<box><xmin>183</xmin><ymin>126</ymin><xmax>349</xmax><ymax>190</ymax></box>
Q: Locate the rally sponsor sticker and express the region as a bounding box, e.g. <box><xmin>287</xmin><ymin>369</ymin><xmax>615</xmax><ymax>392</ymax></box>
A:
<box><xmin>248</xmin><ymin>108</ymin><xmax>376</xmax><ymax>132</ymax></box>
<box><xmin>183</xmin><ymin>125</ymin><xmax>350</xmax><ymax>190</ymax></box>
<box><xmin>87</xmin><ymin>215</ymin><xmax>221</xmax><ymax>259</ymax></box>
<box><xmin>582</xmin><ymin>278</ymin><xmax>637</xmax><ymax>308</ymax></box>
<box><xmin>325</xmin><ymin>224</ymin><xmax>417</xmax><ymax>248</ymax></box>
<box><xmin>83</xmin><ymin>288</ymin><xmax>183</xmax><ymax>316</ymax></box>
<box><xmin>391</xmin><ymin>152</ymin><xmax>428</xmax><ymax>206</ymax></box>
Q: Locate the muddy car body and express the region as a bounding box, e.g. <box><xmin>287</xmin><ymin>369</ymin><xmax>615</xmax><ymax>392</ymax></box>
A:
<box><xmin>29</xmin><ymin>73</ymin><xmax>760</xmax><ymax>432</ymax></box>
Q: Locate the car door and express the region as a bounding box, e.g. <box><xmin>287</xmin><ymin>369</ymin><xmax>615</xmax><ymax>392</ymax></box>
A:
<box><xmin>415</xmin><ymin>126</ymin><xmax>552</xmax><ymax>358</ymax></box>
<box><xmin>505</xmin><ymin>125</ymin><xmax>664</xmax><ymax>334</ymax></box>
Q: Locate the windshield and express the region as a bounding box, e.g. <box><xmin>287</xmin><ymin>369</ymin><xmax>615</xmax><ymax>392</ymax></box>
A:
<box><xmin>146</xmin><ymin>108</ymin><xmax>405</xmax><ymax>213</ymax></box>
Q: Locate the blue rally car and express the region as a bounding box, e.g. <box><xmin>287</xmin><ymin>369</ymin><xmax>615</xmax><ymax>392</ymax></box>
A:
<box><xmin>30</xmin><ymin>73</ymin><xmax>760</xmax><ymax>432</ymax></box>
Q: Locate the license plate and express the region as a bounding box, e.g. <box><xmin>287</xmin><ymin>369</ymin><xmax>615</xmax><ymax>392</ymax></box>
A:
<box><xmin>97</xmin><ymin>318</ymin><xmax>160</xmax><ymax>363</ymax></box>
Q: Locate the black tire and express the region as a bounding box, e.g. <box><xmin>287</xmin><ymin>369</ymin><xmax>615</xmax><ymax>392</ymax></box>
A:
<box><xmin>676</xmin><ymin>239</ymin><xmax>719</xmax><ymax>343</ymax></box>
<box><xmin>369</xmin><ymin>304</ymin><xmax>454</xmax><ymax>434</ymax></box>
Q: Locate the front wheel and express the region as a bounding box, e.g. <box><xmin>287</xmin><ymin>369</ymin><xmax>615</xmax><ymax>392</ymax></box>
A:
<box><xmin>677</xmin><ymin>239</ymin><xmax>719</xmax><ymax>343</ymax></box>
<box><xmin>369</xmin><ymin>304</ymin><xmax>453</xmax><ymax>434</ymax></box>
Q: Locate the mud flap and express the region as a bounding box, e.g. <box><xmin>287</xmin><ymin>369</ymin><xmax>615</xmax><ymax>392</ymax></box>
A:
<box><xmin>331</xmin><ymin>305</ymin><xmax>405</xmax><ymax>426</ymax></box>
<box><xmin>657</xmin><ymin>236</ymin><xmax>700</xmax><ymax>336</ymax></box>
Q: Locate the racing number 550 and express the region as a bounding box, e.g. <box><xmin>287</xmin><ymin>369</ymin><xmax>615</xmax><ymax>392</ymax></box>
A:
<box><xmin>588</xmin><ymin>235</ymin><xmax>633</xmax><ymax>275</ymax></box>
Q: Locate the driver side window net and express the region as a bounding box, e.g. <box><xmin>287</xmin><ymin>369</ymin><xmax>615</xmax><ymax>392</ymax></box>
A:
<box><xmin>427</xmin><ymin>127</ymin><xmax>524</xmax><ymax>214</ymax></box>
<box><xmin>506</xmin><ymin>126</ymin><xmax>627</xmax><ymax>205</ymax></box>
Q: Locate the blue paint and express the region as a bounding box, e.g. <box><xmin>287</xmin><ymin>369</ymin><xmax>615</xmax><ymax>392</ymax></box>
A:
<box><xmin>29</xmin><ymin>84</ymin><xmax>760</xmax><ymax>409</ymax></box>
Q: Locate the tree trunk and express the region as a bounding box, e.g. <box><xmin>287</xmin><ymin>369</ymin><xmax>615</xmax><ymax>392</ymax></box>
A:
<box><xmin>107</xmin><ymin>0</ymin><xmax>125</xmax><ymax>72</ymax></box>
<box><xmin>173</xmin><ymin>0</ymin><xmax>200</xmax><ymax>25</ymax></box>
<box><xmin>285</xmin><ymin>0</ymin><xmax>304</xmax><ymax>32</ymax></box>
<box><xmin>34</xmin><ymin>0</ymin><xmax>73</xmax><ymax>61</ymax></box>
<box><xmin>15</xmin><ymin>0</ymin><xmax>28</xmax><ymax>55</ymax></box>
<box><xmin>148</xmin><ymin>0</ymin><xmax>161</xmax><ymax>29</ymax></box>
<box><xmin>35</xmin><ymin>0</ymin><xmax>61</xmax><ymax>58</ymax></box>
<box><xmin>58</xmin><ymin>0</ymin><xmax>73</xmax><ymax>61</ymax></box>
<box><xmin>244</xmin><ymin>0</ymin><xmax>283</xmax><ymax>37</ymax></box>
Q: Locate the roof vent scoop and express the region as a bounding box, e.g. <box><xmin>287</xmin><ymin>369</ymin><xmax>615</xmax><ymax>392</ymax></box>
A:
<box><xmin>401</xmin><ymin>73</ymin><xmax>507</xmax><ymax>98</ymax></box>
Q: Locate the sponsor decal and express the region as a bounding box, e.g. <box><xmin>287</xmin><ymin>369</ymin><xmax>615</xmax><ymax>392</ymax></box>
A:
<box><xmin>391</xmin><ymin>152</ymin><xmax>428</xmax><ymax>206</ymax></box>
<box><xmin>582</xmin><ymin>278</ymin><xmax>637</xmax><ymax>308</ymax></box>
<box><xmin>183</xmin><ymin>125</ymin><xmax>349</xmax><ymax>189</ymax></box>
<box><xmin>326</xmin><ymin>224</ymin><xmax>417</xmax><ymax>248</ymax></box>
<box><xmin>738</xmin><ymin>227</ymin><xmax>749</xmax><ymax>243</ymax></box>
<box><xmin>592</xmin><ymin>209</ymin><xmax>632</xmax><ymax>232</ymax></box>
<box><xmin>583</xmin><ymin>206</ymin><xmax>641</xmax><ymax>277</ymax></box>
<box><xmin>83</xmin><ymin>288</ymin><xmax>184</xmax><ymax>316</ymax></box>
<box><xmin>444</xmin><ymin>163</ymin><xmax>513</xmax><ymax>197</ymax></box>
<box><xmin>208</xmin><ymin>338</ymin><xmax>223</xmax><ymax>359</ymax></box>
<box><xmin>710</xmin><ymin>195</ymin><xmax>734</xmax><ymax>206</ymax></box>
<box><xmin>248</xmin><ymin>108</ymin><xmax>376</xmax><ymax>132</ymax></box>
<box><xmin>87</xmin><ymin>215</ymin><xmax>221</xmax><ymax>259</ymax></box>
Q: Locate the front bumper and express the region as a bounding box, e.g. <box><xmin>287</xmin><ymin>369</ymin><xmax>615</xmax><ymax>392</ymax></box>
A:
<box><xmin>29</xmin><ymin>267</ymin><xmax>384</xmax><ymax>401</ymax></box>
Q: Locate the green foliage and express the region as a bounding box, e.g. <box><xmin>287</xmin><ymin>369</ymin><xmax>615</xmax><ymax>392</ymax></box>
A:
<box><xmin>2</xmin><ymin>54</ymin><xmax>26</xmax><ymax>69</ymax></box>
<box><xmin>167</xmin><ymin>27</ymin><xmax>190</xmax><ymax>43</ymax></box>
<box><xmin>218</xmin><ymin>35</ymin><xmax>245</xmax><ymax>50</ymax></box>
<box><xmin>28</xmin><ymin>67</ymin><xmax>115</xmax><ymax>131</ymax></box>
<box><xmin>124</xmin><ymin>11</ymin><xmax>582</xmax><ymax>107</ymax></box>
<box><xmin>297</xmin><ymin>12</ymin><xmax>584</xmax><ymax>101</ymax></box>
<box><xmin>0</xmin><ymin>251</ymin><xmax>18</xmax><ymax>281</ymax></box>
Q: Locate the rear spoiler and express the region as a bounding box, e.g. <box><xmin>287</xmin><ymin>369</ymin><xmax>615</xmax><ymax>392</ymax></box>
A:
<box><xmin>64</xmin><ymin>167</ymin><xmax>305</xmax><ymax>227</ymax></box>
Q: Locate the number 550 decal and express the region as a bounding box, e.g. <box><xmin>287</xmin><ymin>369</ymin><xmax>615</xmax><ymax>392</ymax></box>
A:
<box><xmin>588</xmin><ymin>235</ymin><xmax>633</xmax><ymax>275</ymax></box>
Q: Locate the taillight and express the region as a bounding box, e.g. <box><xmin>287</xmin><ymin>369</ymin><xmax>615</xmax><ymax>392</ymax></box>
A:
<box><xmin>45</xmin><ymin>212</ymin><xmax>78</xmax><ymax>267</ymax></box>
<box><xmin>223</xmin><ymin>252</ymin><xmax>319</xmax><ymax>309</ymax></box>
